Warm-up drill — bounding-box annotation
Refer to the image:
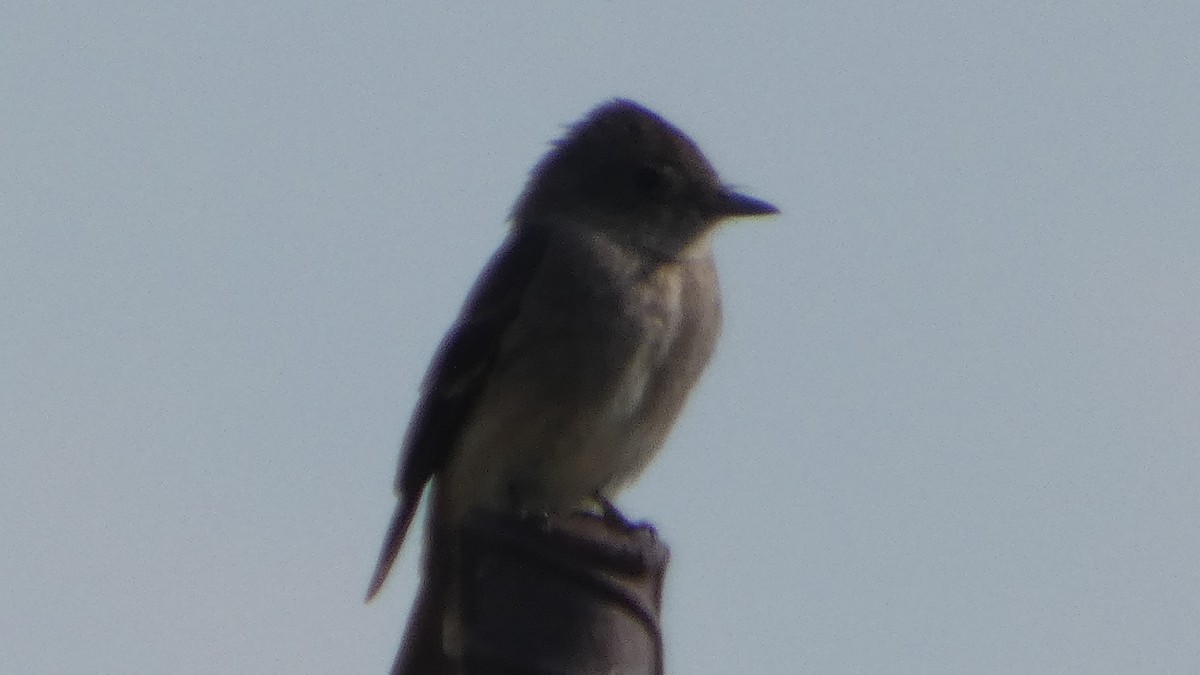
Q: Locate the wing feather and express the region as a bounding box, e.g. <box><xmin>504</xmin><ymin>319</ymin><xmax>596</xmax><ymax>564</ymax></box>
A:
<box><xmin>366</xmin><ymin>225</ymin><xmax>551</xmax><ymax>600</ymax></box>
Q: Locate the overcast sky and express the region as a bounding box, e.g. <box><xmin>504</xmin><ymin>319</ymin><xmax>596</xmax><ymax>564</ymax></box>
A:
<box><xmin>3</xmin><ymin>3</ymin><xmax>1199</xmax><ymax>674</ymax></box>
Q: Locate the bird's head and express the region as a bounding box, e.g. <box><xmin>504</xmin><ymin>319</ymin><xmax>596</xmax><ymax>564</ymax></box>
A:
<box><xmin>512</xmin><ymin>99</ymin><xmax>778</xmax><ymax>259</ymax></box>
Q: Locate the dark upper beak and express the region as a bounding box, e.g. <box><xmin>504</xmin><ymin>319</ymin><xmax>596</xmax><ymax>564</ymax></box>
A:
<box><xmin>712</xmin><ymin>187</ymin><xmax>779</xmax><ymax>217</ymax></box>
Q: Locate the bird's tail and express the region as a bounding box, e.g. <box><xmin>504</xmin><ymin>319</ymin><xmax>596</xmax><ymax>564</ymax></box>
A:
<box><xmin>365</xmin><ymin>494</ymin><xmax>420</xmax><ymax>601</ymax></box>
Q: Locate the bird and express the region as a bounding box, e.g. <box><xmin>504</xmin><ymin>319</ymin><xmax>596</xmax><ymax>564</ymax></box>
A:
<box><xmin>366</xmin><ymin>98</ymin><xmax>777</xmax><ymax>673</ymax></box>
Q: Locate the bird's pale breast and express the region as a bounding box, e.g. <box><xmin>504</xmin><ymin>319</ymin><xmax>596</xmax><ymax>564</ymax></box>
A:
<box><xmin>438</xmin><ymin>225</ymin><xmax>721</xmax><ymax>526</ymax></box>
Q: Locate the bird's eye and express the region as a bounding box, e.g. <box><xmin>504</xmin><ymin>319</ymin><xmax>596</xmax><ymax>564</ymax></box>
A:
<box><xmin>632</xmin><ymin>165</ymin><xmax>669</xmax><ymax>195</ymax></box>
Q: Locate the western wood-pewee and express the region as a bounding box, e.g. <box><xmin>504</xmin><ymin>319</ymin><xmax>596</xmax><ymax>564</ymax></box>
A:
<box><xmin>367</xmin><ymin>99</ymin><xmax>777</xmax><ymax>673</ymax></box>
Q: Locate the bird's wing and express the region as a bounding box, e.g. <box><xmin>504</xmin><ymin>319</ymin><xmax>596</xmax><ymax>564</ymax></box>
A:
<box><xmin>366</xmin><ymin>224</ymin><xmax>552</xmax><ymax>600</ymax></box>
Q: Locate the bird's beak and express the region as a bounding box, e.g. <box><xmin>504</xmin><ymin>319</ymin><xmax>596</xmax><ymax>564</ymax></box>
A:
<box><xmin>713</xmin><ymin>187</ymin><xmax>779</xmax><ymax>217</ymax></box>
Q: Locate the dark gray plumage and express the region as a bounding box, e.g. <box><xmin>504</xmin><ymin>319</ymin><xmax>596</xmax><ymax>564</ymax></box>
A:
<box><xmin>367</xmin><ymin>99</ymin><xmax>777</xmax><ymax>673</ymax></box>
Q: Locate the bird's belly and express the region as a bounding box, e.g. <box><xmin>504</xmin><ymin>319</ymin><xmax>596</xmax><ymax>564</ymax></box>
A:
<box><xmin>437</xmin><ymin>251</ymin><xmax>714</xmax><ymax>527</ymax></box>
<box><xmin>441</xmin><ymin>353</ymin><xmax>663</xmax><ymax>521</ymax></box>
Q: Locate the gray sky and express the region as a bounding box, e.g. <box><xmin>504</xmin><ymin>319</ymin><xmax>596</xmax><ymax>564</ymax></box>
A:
<box><xmin>3</xmin><ymin>3</ymin><xmax>1199</xmax><ymax>673</ymax></box>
